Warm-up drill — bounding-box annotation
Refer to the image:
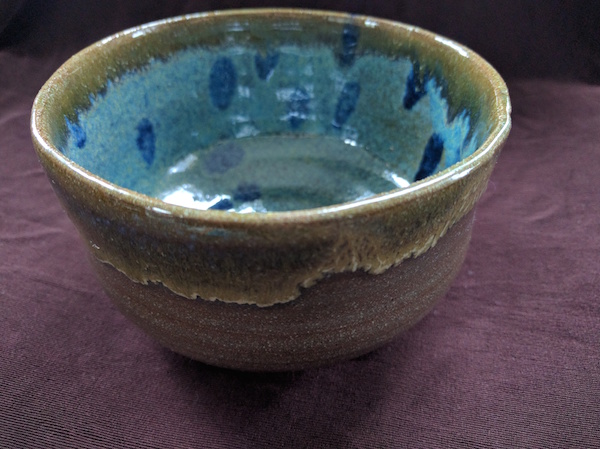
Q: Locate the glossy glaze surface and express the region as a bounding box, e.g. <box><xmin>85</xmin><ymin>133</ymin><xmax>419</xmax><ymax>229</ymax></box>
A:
<box><xmin>157</xmin><ymin>135</ymin><xmax>410</xmax><ymax>212</ymax></box>
<box><xmin>33</xmin><ymin>9</ymin><xmax>510</xmax><ymax>308</ymax></box>
<box><xmin>61</xmin><ymin>41</ymin><xmax>484</xmax><ymax>212</ymax></box>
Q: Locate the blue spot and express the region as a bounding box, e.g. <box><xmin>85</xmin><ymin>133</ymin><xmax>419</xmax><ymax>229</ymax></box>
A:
<box><xmin>209</xmin><ymin>57</ymin><xmax>237</xmax><ymax>110</ymax></box>
<box><xmin>204</xmin><ymin>142</ymin><xmax>244</xmax><ymax>174</ymax></box>
<box><xmin>414</xmin><ymin>133</ymin><xmax>444</xmax><ymax>181</ymax></box>
<box><xmin>255</xmin><ymin>51</ymin><xmax>279</xmax><ymax>80</ymax></box>
<box><xmin>65</xmin><ymin>117</ymin><xmax>86</xmax><ymax>149</ymax></box>
<box><xmin>403</xmin><ymin>63</ymin><xmax>429</xmax><ymax>110</ymax></box>
<box><xmin>233</xmin><ymin>182</ymin><xmax>261</xmax><ymax>202</ymax></box>
<box><xmin>136</xmin><ymin>118</ymin><xmax>155</xmax><ymax>166</ymax></box>
<box><xmin>209</xmin><ymin>197</ymin><xmax>234</xmax><ymax>210</ymax></box>
<box><xmin>287</xmin><ymin>87</ymin><xmax>310</xmax><ymax>129</ymax></box>
<box><xmin>333</xmin><ymin>82</ymin><xmax>361</xmax><ymax>128</ymax></box>
<box><xmin>339</xmin><ymin>24</ymin><xmax>359</xmax><ymax>66</ymax></box>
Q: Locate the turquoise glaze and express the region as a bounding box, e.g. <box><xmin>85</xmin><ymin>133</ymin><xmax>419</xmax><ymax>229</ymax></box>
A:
<box><xmin>63</xmin><ymin>41</ymin><xmax>487</xmax><ymax>212</ymax></box>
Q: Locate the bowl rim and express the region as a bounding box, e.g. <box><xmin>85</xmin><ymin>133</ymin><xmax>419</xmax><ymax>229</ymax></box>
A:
<box><xmin>31</xmin><ymin>7</ymin><xmax>511</xmax><ymax>227</ymax></box>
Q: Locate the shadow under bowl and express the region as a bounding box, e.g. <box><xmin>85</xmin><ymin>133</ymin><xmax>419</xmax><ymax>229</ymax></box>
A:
<box><xmin>31</xmin><ymin>9</ymin><xmax>511</xmax><ymax>371</ymax></box>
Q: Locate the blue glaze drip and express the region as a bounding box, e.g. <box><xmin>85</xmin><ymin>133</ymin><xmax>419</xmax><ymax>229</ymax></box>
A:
<box><xmin>414</xmin><ymin>133</ymin><xmax>444</xmax><ymax>181</ymax></box>
<box><xmin>403</xmin><ymin>63</ymin><xmax>429</xmax><ymax>110</ymax></box>
<box><xmin>65</xmin><ymin>117</ymin><xmax>86</xmax><ymax>149</ymax></box>
<box><xmin>136</xmin><ymin>118</ymin><xmax>155</xmax><ymax>165</ymax></box>
<box><xmin>209</xmin><ymin>57</ymin><xmax>237</xmax><ymax>110</ymax></box>
<box><xmin>208</xmin><ymin>197</ymin><xmax>234</xmax><ymax>210</ymax></box>
<box><xmin>287</xmin><ymin>87</ymin><xmax>310</xmax><ymax>129</ymax></box>
<box><xmin>204</xmin><ymin>142</ymin><xmax>244</xmax><ymax>174</ymax></box>
<box><xmin>339</xmin><ymin>24</ymin><xmax>359</xmax><ymax>66</ymax></box>
<box><xmin>333</xmin><ymin>81</ymin><xmax>361</xmax><ymax>128</ymax></box>
<box><xmin>233</xmin><ymin>182</ymin><xmax>261</xmax><ymax>202</ymax></box>
<box><xmin>254</xmin><ymin>51</ymin><xmax>280</xmax><ymax>80</ymax></box>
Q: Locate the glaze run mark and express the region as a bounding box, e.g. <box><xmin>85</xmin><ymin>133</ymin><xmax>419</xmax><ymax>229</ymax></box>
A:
<box><xmin>339</xmin><ymin>23</ymin><xmax>359</xmax><ymax>66</ymax></box>
<box><xmin>255</xmin><ymin>51</ymin><xmax>280</xmax><ymax>80</ymax></box>
<box><xmin>65</xmin><ymin>117</ymin><xmax>86</xmax><ymax>149</ymax></box>
<box><xmin>204</xmin><ymin>142</ymin><xmax>245</xmax><ymax>174</ymax></box>
<box><xmin>403</xmin><ymin>63</ymin><xmax>429</xmax><ymax>110</ymax></box>
<box><xmin>136</xmin><ymin>118</ymin><xmax>156</xmax><ymax>165</ymax></box>
<box><xmin>208</xmin><ymin>197</ymin><xmax>234</xmax><ymax>210</ymax></box>
<box><xmin>233</xmin><ymin>182</ymin><xmax>261</xmax><ymax>202</ymax></box>
<box><xmin>414</xmin><ymin>133</ymin><xmax>444</xmax><ymax>181</ymax></box>
<box><xmin>209</xmin><ymin>57</ymin><xmax>237</xmax><ymax>110</ymax></box>
<box><xmin>333</xmin><ymin>81</ymin><xmax>361</xmax><ymax>128</ymax></box>
<box><xmin>287</xmin><ymin>87</ymin><xmax>310</xmax><ymax>129</ymax></box>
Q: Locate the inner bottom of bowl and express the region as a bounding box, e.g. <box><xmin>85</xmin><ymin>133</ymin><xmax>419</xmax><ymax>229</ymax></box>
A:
<box><xmin>157</xmin><ymin>134</ymin><xmax>411</xmax><ymax>212</ymax></box>
<box><xmin>61</xmin><ymin>36</ymin><xmax>490</xmax><ymax>212</ymax></box>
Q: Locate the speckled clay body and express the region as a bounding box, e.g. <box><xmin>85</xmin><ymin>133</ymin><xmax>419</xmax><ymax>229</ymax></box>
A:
<box><xmin>32</xmin><ymin>9</ymin><xmax>511</xmax><ymax>371</ymax></box>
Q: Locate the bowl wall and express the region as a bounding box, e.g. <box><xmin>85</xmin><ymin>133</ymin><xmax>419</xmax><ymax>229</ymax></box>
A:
<box><xmin>92</xmin><ymin>210</ymin><xmax>474</xmax><ymax>371</ymax></box>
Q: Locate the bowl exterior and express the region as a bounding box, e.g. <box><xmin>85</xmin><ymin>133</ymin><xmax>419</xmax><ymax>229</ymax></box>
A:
<box><xmin>90</xmin><ymin>211</ymin><xmax>474</xmax><ymax>371</ymax></box>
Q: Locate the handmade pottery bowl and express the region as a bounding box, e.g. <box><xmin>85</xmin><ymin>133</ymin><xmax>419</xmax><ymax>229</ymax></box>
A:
<box><xmin>31</xmin><ymin>9</ymin><xmax>511</xmax><ymax>371</ymax></box>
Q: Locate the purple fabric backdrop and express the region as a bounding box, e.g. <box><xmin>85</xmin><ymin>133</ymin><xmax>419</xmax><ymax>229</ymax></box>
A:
<box><xmin>1</xmin><ymin>1</ymin><xmax>599</xmax><ymax>447</ymax></box>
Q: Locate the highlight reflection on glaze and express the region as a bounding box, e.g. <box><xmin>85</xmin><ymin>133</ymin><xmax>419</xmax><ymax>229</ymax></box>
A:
<box><xmin>158</xmin><ymin>135</ymin><xmax>409</xmax><ymax>212</ymax></box>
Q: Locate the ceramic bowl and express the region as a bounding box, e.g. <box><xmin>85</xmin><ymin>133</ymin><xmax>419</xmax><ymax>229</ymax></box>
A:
<box><xmin>31</xmin><ymin>9</ymin><xmax>511</xmax><ymax>371</ymax></box>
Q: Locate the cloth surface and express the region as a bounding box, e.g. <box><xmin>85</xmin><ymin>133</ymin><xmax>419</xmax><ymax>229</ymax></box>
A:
<box><xmin>1</xmin><ymin>1</ymin><xmax>599</xmax><ymax>448</ymax></box>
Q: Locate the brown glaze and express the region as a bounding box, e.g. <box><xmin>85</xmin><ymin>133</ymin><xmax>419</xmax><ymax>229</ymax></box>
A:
<box><xmin>93</xmin><ymin>211</ymin><xmax>475</xmax><ymax>371</ymax></box>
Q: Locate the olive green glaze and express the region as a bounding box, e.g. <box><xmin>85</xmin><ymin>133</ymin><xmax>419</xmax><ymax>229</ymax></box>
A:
<box><xmin>31</xmin><ymin>9</ymin><xmax>510</xmax><ymax>370</ymax></box>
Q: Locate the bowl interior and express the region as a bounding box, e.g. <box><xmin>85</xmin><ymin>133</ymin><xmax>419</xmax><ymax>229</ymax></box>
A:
<box><xmin>49</xmin><ymin>11</ymin><xmax>498</xmax><ymax>212</ymax></box>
